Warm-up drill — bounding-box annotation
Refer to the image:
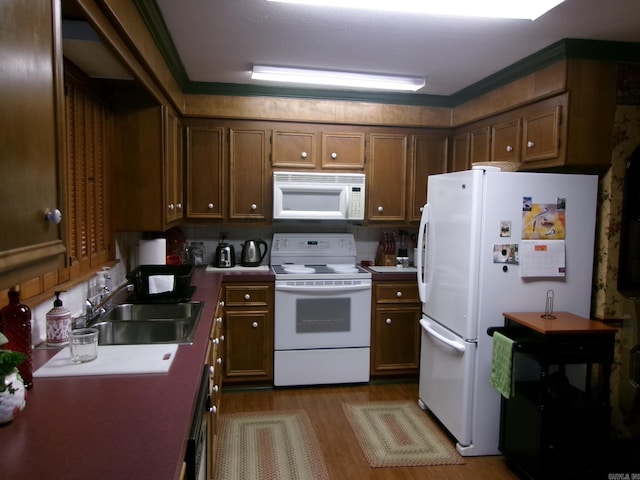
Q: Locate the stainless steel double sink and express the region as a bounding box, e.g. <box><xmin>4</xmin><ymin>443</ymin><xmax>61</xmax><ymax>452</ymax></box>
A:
<box><xmin>88</xmin><ymin>302</ymin><xmax>204</xmax><ymax>345</ymax></box>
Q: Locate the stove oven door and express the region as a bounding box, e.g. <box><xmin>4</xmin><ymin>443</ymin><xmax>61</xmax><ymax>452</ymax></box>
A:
<box><xmin>274</xmin><ymin>279</ymin><xmax>371</xmax><ymax>349</ymax></box>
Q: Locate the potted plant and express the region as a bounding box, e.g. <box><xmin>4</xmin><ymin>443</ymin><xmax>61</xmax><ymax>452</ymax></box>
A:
<box><xmin>0</xmin><ymin>332</ymin><xmax>27</xmax><ymax>424</ymax></box>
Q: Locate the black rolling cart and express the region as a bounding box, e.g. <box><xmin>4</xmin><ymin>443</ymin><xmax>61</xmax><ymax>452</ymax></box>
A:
<box><xmin>489</xmin><ymin>312</ymin><xmax>617</xmax><ymax>480</ymax></box>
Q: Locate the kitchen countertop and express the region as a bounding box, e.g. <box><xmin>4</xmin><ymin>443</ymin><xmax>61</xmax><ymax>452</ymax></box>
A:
<box><xmin>0</xmin><ymin>266</ymin><xmax>274</xmax><ymax>480</ymax></box>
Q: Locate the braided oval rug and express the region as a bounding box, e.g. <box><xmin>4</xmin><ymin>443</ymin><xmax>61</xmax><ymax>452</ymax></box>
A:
<box><xmin>343</xmin><ymin>401</ymin><xmax>465</xmax><ymax>468</ymax></box>
<box><xmin>213</xmin><ymin>410</ymin><xmax>330</xmax><ymax>480</ymax></box>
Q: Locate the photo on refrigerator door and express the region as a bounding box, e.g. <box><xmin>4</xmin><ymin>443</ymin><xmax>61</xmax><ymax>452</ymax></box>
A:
<box><xmin>521</xmin><ymin>197</ymin><xmax>566</xmax><ymax>240</ymax></box>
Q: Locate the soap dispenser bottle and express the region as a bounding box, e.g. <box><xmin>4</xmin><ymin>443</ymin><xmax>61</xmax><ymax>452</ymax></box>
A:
<box><xmin>46</xmin><ymin>291</ymin><xmax>71</xmax><ymax>347</ymax></box>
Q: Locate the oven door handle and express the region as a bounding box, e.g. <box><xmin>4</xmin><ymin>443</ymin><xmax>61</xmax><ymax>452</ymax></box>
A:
<box><xmin>275</xmin><ymin>283</ymin><xmax>371</xmax><ymax>294</ymax></box>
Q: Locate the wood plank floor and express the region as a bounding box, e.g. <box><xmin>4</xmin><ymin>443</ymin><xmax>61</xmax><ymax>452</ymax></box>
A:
<box><xmin>218</xmin><ymin>381</ymin><xmax>521</xmax><ymax>480</ymax></box>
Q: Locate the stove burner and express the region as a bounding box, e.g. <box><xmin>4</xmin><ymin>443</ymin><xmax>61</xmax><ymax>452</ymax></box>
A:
<box><xmin>283</xmin><ymin>265</ymin><xmax>316</xmax><ymax>274</ymax></box>
<box><xmin>327</xmin><ymin>264</ymin><xmax>359</xmax><ymax>274</ymax></box>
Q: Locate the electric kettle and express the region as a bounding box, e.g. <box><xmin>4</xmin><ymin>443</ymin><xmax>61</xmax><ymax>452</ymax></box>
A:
<box><xmin>214</xmin><ymin>241</ymin><xmax>235</xmax><ymax>268</ymax></box>
<box><xmin>240</xmin><ymin>239</ymin><xmax>268</xmax><ymax>267</ymax></box>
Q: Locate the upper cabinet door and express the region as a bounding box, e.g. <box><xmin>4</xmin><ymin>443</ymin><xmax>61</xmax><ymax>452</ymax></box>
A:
<box><xmin>408</xmin><ymin>135</ymin><xmax>448</xmax><ymax>222</ymax></box>
<box><xmin>451</xmin><ymin>133</ymin><xmax>470</xmax><ymax>173</ymax></box>
<box><xmin>185</xmin><ymin>123</ymin><xmax>225</xmax><ymax>219</ymax></box>
<box><xmin>321</xmin><ymin>132</ymin><xmax>365</xmax><ymax>169</ymax></box>
<box><xmin>491</xmin><ymin>119</ymin><xmax>521</xmax><ymax>162</ymax></box>
<box><xmin>164</xmin><ymin>107</ymin><xmax>183</xmax><ymax>225</ymax></box>
<box><xmin>368</xmin><ymin>133</ymin><xmax>408</xmax><ymax>223</ymax></box>
<box><xmin>272</xmin><ymin>130</ymin><xmax>317</xmax><ymax>169</ymax></box>
<box><xmin>229</xmin><ymin>128</ymin><xmax>269</xmax><ymax>220</ymax></box>
<box><xmin>0</xmin><ymin>0</ymin><xmax>65</xmax><ymax>289</ymax></box>
<box><xmin>521</xmin><ymin>103</ymin><xmax>562</xmax><ymax>163</ymax></box>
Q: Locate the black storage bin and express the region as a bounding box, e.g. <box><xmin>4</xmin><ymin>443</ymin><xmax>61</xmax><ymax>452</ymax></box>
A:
<box><xmin>127</xmin><ymin>265</ymin><xmax>194</xmax><ymax>300</ymax></box>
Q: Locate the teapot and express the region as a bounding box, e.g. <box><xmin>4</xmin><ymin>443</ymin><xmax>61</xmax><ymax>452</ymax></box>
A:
<box><xmin>240</xmin><ymin>239</ymin><xmax>268</xmax><ymax>267</ymax></box>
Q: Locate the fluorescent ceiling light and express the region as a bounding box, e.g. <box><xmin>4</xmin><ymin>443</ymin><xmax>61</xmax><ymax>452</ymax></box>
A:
<box><xmin>267</xmin><ymin>0</ymin><xmax>565</xmax><ymax>20</ymax></box>
<box><xmin>251</xmin><ymin>65</ymin><xmax>426</xmax><ymax>92</ymax></box>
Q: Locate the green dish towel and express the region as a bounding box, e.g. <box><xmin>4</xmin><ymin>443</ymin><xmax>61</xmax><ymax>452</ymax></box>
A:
<box><xmin>490</xmin><ymin>331</ymin><xmax>515</xmax><ymax>399</ymax></box>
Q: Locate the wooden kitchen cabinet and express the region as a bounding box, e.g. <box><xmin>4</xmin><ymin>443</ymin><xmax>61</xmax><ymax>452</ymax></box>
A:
<box><xmin>491</xmin><ymin>119</ymin><xmax>521</xmax><ymax>162</ymax></box>
<box><xmin>222</xmin><ymin>283</ymin><xmax>274</xmax><ymax>384</ymax></box>
<box><xmin>450</xmin><ymin>132</ymin><xmax>470</xmax><ymax>172</ymax></box>
<box><xmin>321</xmin><ymin>132</ymin><xmax>365</xmax><ymax>169</ymax></box>
<box><xmin>111</xmin><ymin>88</ymin><xmax>183</xmax><ymax>231</ymax></box>
<box><xmin>367</xmin><ymin>133</ymin><xmax>408</xmax><ymax>222</ymax></box>
<box><xmin>0</xmin><ymin>0</ymin><xmax>66</xmax><ymax>290</ymax></box>
<box><xmin>208</xmin><ymin>296</ymin><xmax>225</xmax><ymax>469</ymax></box>
<box><xmin>520</xmin><ymin>96</ymin><xmax>563</xmax><ymax>164</ymax></box>
<box><xmin>272</xmin><ymin>129</ymin><xmax>317</xmax><ymax>169</ymax></box>
<box><xmin>371</xmin><ymin>281</ymin><xmax>421</xmax><ymax>376</ymax></box>
<box><xmin>408</xmin><ymin>134</ymin><xmax>448</xmax><ymax>222</ymax></box>
<box><xmin>229</xmin><ymin>128</ymin><xmax>270</xmax><ymax>220</ymax></box>
<box><xmin>470</xmin><ymin>127</ymin><xmax>491</xmax><ymax>164</ymax></box>
<box><xmin>164</xmin><ymin>108</ymin><xmax>184</xmax><ymax>224</ymax></box>
<box><xmin>185</xmin><ymin>122</ymin><xmax>225</xmax><ymax>219</ymax></box>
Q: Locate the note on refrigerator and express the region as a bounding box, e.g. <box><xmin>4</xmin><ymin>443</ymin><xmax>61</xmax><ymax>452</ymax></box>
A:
<box><xmin>519</xmin><ymin>240</ymin><xmax>566</xmax><ymax>277</ymax></box>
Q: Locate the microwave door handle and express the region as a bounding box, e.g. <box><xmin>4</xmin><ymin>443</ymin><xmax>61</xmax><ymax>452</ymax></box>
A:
<box><xmin>275</xmin><ymin>283</ymin><xmax>371</xmax><ymax>294</ymax></box>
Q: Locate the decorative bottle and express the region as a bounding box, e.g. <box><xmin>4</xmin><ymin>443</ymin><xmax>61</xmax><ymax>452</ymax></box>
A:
<box><xmin>46</xmin><ymin>291</ymin><xmax>71</xmax><ymax>346</ymax></box>
<box><xmin>0</xmin><ymin>288</ymin><xmax>33</xmax><ymax>389</ymax></box>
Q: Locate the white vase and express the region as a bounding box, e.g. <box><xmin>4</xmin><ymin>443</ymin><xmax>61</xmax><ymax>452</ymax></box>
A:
<box><xmin>0</xmin><ymin>369</ymin><xmax>27</xmax><ymax>424</ymax></box>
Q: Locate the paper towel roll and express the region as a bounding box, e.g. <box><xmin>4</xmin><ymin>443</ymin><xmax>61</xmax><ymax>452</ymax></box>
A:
<box><xmin>138</xmin><ymin>239</ymin><xmax>166</xmax><ymax>265</ymax></box>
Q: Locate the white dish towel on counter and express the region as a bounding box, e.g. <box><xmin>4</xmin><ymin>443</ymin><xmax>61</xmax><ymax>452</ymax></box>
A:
<box><xmin>148</xmin><ymin>275</ymin><xmax>175</xmax><ymax>294</ymax></box>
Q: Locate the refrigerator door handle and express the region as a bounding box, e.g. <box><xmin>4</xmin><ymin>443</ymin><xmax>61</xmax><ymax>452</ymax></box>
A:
<box><xmin>420</xmin><ymin>319</ymin><xmax>466</xmax><ymax>353</ymax></box>
<box><xmin>417</xmin><ymin>203</ymin><xmax>433</xmax><ymax>304</ymax></box>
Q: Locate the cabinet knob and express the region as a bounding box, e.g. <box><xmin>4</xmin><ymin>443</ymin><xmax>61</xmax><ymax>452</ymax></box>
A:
<box><xmin>419</xmin><ymin>206</ymin><xmax>424</xmax><ymax>213</ymax></box>
<box><xmin>216</xmin><ymin>316</ymin><xmax>223</xmax><ymax>324</ymax></box>
<box><xmin>244</xmin><ymin>293</ymin><xmax>251</xmax><ymax>301</ymax></box>
<box><xmin>252</xmin><ymin>321</ymin><xmax>259</xmax><ymax>328</ymax></box>
<box><xmin>168</xmin><ymin>203</ymin><xmax>174</xmax><ymax>211</ymax></box>
<box><xmin>396</xmin><ymin>291</ymin><xmax>403</xmax><ymax>298</ymax></box>
<box><xmin>220</xmin><ymin>335</ymin><xmax>225</xmax><ymax>342</ymax></box>
<box><xmin>44</xmin><ymin>208</ymin><xmax>62</xmax><ymax>224</ymax></box>
<box><xmin>176</xmin><ymin>202</ymin><xmax>182</xmax><ymax>210</ymax></box>
<box><xmin>331</xmin><ymin>152</ymin><xmax>338</xmax><ymax>159</ymax></box>
<box><xmin>377</xmin><ymin>206</ymin><xmax>384</xmax><ymax>213</ymax></box>
<box><xmin>386</xmin><ymin>318</ymin><xmax>392</xmax><ymax>325</ymax></box>
<box><xmin>208</xmin><ymin>202</ymin><xmax>214</xmax><ymax>209</ymax></box>
<box><xmin>250</xmin><ymin>203</ymin><xmax>257</xmax><ymax>211</ymax></box>
<box><xmin>211</xmin><ymin>337</ymin><xmax>219</xmax><ymax>345</ymax></box>
<box><xmin>219</xmin><ymin>300</ymin><xmax>225</xmax><ymax>307</ymax></box>
<box><xmin>212</xmin><ymin>385</ymin><xmax>219</xmax><ymax>393</ymax></box>
<box><xmin>506</xmin><ymin>145</ymin><xmax>513</xmax><ymax>152</ymax></box>
<box><xmin>301</xmin><ymin>151</ymin><xmax>307</xmax><ymax>158</ymax></box>
<box><xmin>209</xmin><ymin>405</ymin><xmax>217</xmax><ymax>414</ymax></box>
<box><xmin>209</xmin><ymin>365</ymin><xmax>215</xmax><ymax>375</ymax></box>
<box><xmin>527</xmin><ymin>140</ymin><xmax>534</xmax><ymax>148</ymax></box>
<box><xmin>216</xmin><ymin>357</ymin><xmax>222</xmax><ymax>365</ymax></box>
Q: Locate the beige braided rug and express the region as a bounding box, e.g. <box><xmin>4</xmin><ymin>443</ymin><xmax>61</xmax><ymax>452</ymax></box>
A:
<box><xmin>213</xmin><ymin>410</ymin><xmax>330</xmax><ymax>480</ymax></box>
<box><xmin>343</xmin><ymin>401</ymin><xmax>465</xmax><ymax>468</ymax></box>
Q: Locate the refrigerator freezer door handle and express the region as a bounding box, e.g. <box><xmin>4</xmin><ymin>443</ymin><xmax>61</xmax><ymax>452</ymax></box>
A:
<box><xmin>420</xmin><ymin>319</ymin><xmax>466</xmax><ymax>353</ymax></box>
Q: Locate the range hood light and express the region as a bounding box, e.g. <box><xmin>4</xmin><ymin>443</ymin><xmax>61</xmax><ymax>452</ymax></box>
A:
<box><xmin>251</xmin><ymin>65</ymin><xmax>425</xmax><ymax>92</ymax></box>
<box><xmin>266</xmin><ymin>0</ymin><xmax>565</xmax><ymax>20</ymax></box>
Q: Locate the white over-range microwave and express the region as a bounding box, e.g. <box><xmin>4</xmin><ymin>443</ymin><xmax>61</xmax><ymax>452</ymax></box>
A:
<box><xmin>273</xmin><ymin>171</ymin><xmax>366</xmax><ymax>221</ymax></box>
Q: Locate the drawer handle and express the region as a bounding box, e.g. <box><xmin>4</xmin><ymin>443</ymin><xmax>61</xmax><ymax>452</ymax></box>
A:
<box><xmin>527</xmin><ymin>140</ymin><xmax>535</xmax><ymax>148</ymax></box>
<box><xmin>386</xmin><ymin>318</ymin><xmax>392</xmax><ymax>325</ymax></box>
<box><xmin>396</xmin><ymin>291</ymin><xmax>403</xmax><ymax>298</ymax></box>
<box><xmin>250</xmin><ymin>203</ymin><xmax>257</xmax><ymax>211</ymax></box>
<box><xmin>301</xmin><ymin>151</ymin><xmax>307</xmax><ymax>158</ymax></box>
<box><xmin>506</xmin><ymin>145</ymin><xmax>513</xmax><ymax>152</ymax></box>
<box><xmin>244</xmin><ymin>293</ymin><xmax>251</xmax><ymax>301</ymax></box>
<box><xmin>252</xmin><ymin>321</ymin><xmax>259</xmax><ymax>328</ymax></box>
<box><xmin>377</xmin><ymin>206</ymin><xmax>384</xmax><ymax>213</ymax></box>
<box><xmin>331</xmin><ymin>152</ymin><xmax>338</xmax><ymax>159</ymax></box>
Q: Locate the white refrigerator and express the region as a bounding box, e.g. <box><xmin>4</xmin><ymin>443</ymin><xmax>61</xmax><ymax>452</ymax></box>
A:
<box><xmin>416</xmin><ymin>167</ymin><xmax>598</xmax><ymax>456</ymax></box>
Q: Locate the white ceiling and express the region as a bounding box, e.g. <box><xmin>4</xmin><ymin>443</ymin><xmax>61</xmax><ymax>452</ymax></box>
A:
<box><xmin>152</xmin><ymin>0</ymin><xmax>640</xmax><ymax>97</ymax></box>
